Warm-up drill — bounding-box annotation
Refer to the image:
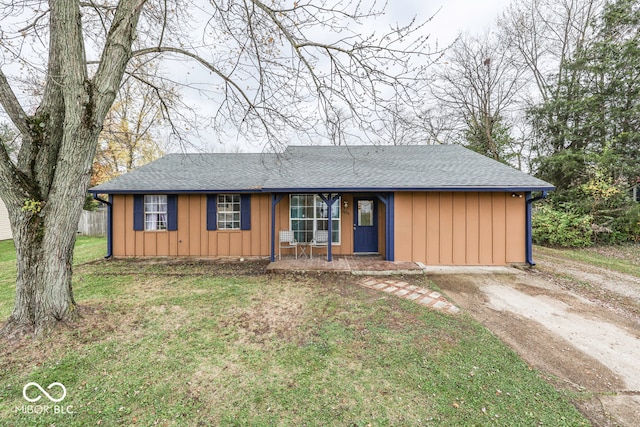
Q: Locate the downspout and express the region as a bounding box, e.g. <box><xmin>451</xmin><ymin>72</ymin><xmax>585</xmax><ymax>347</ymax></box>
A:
<box><xmin>525</xmin><ymin>191</ymin><xmax>548</xmax><ymax>266</ymax></box>
<box><xmin>92</xmin><ymin>194</ymin><xmax>113</xmax><ymax>258</ymax></box>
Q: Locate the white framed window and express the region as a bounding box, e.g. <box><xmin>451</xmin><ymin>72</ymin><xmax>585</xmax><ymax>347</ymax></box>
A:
<box><xmin>217</xmin><ymin>194</ymin><xmax>241</xmax><ymax>229</ymax></box>
<box><xmin>144</xmin><ymin>195</ymin><xmax>168</xmax><ymax>231</ymax></box>
<box><xmin>290</xmin><ymin>194</ymin><xmax>340</xmax><ymax>244</ymax></box>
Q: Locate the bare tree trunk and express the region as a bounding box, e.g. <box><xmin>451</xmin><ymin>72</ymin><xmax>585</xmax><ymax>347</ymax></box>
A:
<box><xmin>3</xmin><ymin>123</ymin><xmax>99</xmax><ymax>336</ymax></box>
<box><xmin>7</xmin><ymin>214</ymin><xmax>77</xmax><ymax>337</ymax></box>
<box><xmin>0</xmin><ymin>0</ymin><xmax>144</xmax><ymax>338</ymax></box>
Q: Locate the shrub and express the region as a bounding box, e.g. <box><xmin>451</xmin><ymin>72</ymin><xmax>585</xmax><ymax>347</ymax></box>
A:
<box><xmin>611</xmin><ymin>203</ymin><xmax>640</xmax><ymax>243</ymax></box>
<box><xmin>532</xmin><ymin>203</ymin><xmax>594</xmax><ymax>247</ymax></box>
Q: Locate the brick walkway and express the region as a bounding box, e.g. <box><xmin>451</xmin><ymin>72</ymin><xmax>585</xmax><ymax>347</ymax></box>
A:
<box><xmin>358</xmin><ymin>277</ymin><xmax>460</xmax><ymax>314</ymax></box>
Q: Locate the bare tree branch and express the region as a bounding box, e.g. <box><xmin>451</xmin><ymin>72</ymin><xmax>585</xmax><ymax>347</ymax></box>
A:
<box><xmin>0</xmin><ymin>69</ymin><xmax>30</xmax><ymax>136</ymax></box>
<box><xmin>92</xmin><ymin>0</ymin><xmax>147</xmax><ymax>121</ymax></box>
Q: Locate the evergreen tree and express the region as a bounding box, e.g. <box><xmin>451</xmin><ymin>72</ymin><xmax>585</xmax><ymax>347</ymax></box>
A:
<box><xmin>532</xmin><ymin>0</ymin><xmax>640</xmax><ymax>188</ymax></box>
<box><xmin>529</xmin><ymin>0</ymin><xmax>640</xmax><ymax>244</ymax></box>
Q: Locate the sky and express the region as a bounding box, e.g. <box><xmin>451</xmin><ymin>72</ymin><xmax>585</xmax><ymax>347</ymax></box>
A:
<box><xmin>174</xmin><ymin>0</ymin><xmax>516</xmax><ymax>153</ymax></box>
<box><xmin>195</xmin><ymin>0</ymin><xmax>516</xmax><ymax>153</ymax></box>
<box><xmin>0</xmin><ymin>0</ymin><xmax>515</xmax><ymax>154</ymax></box>
<box><xmin>390</xmin><ymin>0</ymin><xmax>513</xmax><ymax>47</ymax></box>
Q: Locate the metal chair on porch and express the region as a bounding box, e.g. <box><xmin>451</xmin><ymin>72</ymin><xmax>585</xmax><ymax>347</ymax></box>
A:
<box><xmin>278</xmin><ymin>230</ymin><xmax>298</xmax><ymax>260</ymax></box>
<box><xmin>310</xmin><ymin>229</ymin><xmax>329</xmax><ymax>259</ymax></box>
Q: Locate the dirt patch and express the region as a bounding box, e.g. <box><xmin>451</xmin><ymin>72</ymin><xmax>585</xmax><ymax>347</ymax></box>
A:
<box><xmin>0</xmin><ymin>304</ymin><xmax>119</xmax><ymax>378</ymax></box>
<box><xmin>83</xmin><ymin>257</ymin><xmax>271</xmax><ymax>277</ymax></box>
<box><xmin>220</xmin><ymin>284</ymin><xmax>310</xmax><ymax>345</ymax></box>
<box><xmin>430</xmin><ymin>264</ymin><xmax>640</xmax><ymax>427</ymax></box>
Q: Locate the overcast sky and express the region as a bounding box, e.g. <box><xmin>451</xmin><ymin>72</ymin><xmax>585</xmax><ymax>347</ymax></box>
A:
<box><xmin>196</xmin><ymin>0</ymin><xmax>515</xmax><ymax>152</ymax></box>
<box><xmin>391</xmin><ymin>0</ymin><xmax>512</xmax><ymax>46</ymax></box>
<box><xmin>0</xmin><ymin>0</ymin><xmax>516</xmax><ymax>153</ymax></box>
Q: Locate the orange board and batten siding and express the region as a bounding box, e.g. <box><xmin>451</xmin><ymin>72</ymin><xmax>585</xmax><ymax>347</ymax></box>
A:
<box><xmin>394</xmin><ymin>192</ymin><xmax>526</xmax><ymax>265</ymax></box>
<box><xmin>111</xmin><ymin>192</ymin><xmax>526</xmax><ymax>265</ymax></box>
<box><xmin>112</xmin><ymin>194</ymin><xmax>357</xmax><ymax>258</ymax></box>
<box><xmin>112</xmin><ymin>194</ymin><xmax>272</xmax><ymax>257</ymax></box>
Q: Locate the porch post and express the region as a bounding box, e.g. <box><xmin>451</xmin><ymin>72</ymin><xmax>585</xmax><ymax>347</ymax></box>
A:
<box><xmin>319</xmin><ymin>193</ymin><xmax>340</xmax><ymax>262</ymax></box>
<box><xmin>388</xmin><ymin>192</ymin><xmax>394</xmax><ymax>261</ymax></box>
<box><xmin>375</xmin><ymin>193</ymin><xmax>395</xmax><ymax>261</ymax></box>
<box><xmin>271</xmin><ymin>194</ymin><xmax>285</xmax><ymax>262</ymax></box>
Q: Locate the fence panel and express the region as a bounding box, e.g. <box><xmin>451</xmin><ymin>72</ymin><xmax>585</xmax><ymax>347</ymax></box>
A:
<box><xmin>78</xmin><ymin>208</ymin><xmax>107</xmax><ymax>236</ymax></box>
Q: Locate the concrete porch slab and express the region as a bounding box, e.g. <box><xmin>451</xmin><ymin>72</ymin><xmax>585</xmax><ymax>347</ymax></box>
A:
<box><xmin>266</xmin><ymin>256</ymin><xmax>424</xmax><ymax>274</ymax></box>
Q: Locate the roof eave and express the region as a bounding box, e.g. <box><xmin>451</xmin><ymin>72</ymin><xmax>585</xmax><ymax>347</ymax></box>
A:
<box><xmin>88</xmin><ymin>188</ymin><xmax>265</xmax><ymax>194</ymax></box>
<box><xmin>89</xmin><ymin>185</ymin><xmax>556</xmax><ymax>194</ymax></box>
<box><xmin>263</xmin><ymin>185</ymin><xmax>555</xmax><ymax>193</ymax></box>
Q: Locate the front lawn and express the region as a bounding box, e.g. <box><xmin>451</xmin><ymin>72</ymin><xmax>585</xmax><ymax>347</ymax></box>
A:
<box><xmin>0</xmin><ymin>242</ymin><xmax>588</xmax><ymax>426</ymax></box>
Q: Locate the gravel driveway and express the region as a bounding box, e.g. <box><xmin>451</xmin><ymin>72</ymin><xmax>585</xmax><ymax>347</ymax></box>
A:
<box><xmin>427</xmin><ymin>251</ymin><xmax>640</xmax><ymax>427</ymax></box>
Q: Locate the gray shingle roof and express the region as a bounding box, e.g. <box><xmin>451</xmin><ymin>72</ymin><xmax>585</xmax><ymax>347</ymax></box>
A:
<box><xmin>89</xmin><ymin>145</ymin><xmax>554</xmax><ymax>193</ymax></box>
<box><xmin>90</xmin><ymin>153</ymin><xmax>277</xmax><ymax>193</ymax></box>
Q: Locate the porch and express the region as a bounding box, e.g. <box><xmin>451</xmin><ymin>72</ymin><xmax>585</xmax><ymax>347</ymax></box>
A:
<box><xmin>266</xmin><ymin>255</ymin><xmax>422</xmax><ymax>274</ymax></box>
<box><xmin>270</xmin><ymin>192</ymin><xmax>395</xmax><ymax>263</ymax></box>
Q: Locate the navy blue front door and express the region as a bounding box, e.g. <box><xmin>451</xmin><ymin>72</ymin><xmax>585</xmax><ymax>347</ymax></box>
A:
<box><xmin>353</xmin><ymin>198</ymin><xmax>378</xmax><ymax>253</ymax></box>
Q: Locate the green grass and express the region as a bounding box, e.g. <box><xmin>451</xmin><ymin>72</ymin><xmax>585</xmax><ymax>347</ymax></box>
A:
<box><xmin>0</xmin><ymin>245</ymin><xmax>589</xmax><ymax>426</ymax></box>
<box><xmin>535</xmin><ymin>244</ymin><xmax>640</xmax><ymax>277</ymax></box>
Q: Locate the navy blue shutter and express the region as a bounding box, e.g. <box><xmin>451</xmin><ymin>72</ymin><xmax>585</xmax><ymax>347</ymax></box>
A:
<box><xmin>240</xmin><ymin>194</ymin><xmax>251</xmax><ymax>230</ymax></box>
<box><xmin>133</xmin><ymin>195</ymin><xmax>144</xmax><ymax>231</ymax></box>
<box><xmin>206</xmin><ymin>194</ymin><xmax>217</xmax><ymax>231</ymax></box>
<box><xmin>167</xmin><ymin>195</ymin><xmax>178</xmax><ymax>231</ymax></box>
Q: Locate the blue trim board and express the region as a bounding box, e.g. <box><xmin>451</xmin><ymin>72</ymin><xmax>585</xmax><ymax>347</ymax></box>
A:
<box><xmin>88</xmin><ymin>189</ymin><xmax>265</xmax><ymax>195</ymax></box>
<box><xmin>262</xmin><ymin>186</ymin><xmax>555</xmax><ymax>193</ymax></box>
<box><xmin>375</xmin><ymin>193</ymin><xmax>394</xmax><ymax>261</ymax></box>
<box><xmin>89</xmin><ymin>185</ymin><xmax>555</xmax><ymax>195</ymax></box>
